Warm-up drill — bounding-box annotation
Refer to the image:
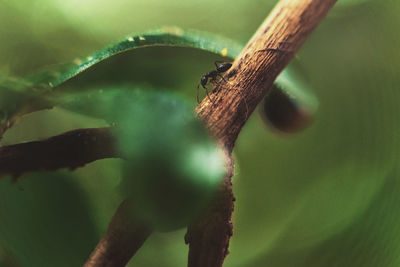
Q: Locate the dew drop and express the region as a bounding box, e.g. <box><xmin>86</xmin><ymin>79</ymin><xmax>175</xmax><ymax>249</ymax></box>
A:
<box><xmin>221</xmin><ymin>48</ymin><xmax>228</xmax><ymax>57</ymax></box>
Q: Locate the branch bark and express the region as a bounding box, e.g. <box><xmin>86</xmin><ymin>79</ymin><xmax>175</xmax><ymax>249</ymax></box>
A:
<box><xmin>0</xmin><ymin>129</ymin><xmax>152</xmax><ymax>267</ymax></box>
<box><xmin>186</xmin><ymin>0</ymin><xmax>337</xmax><ymax>266</ymax></box>
<box><xmin>84</xmin><ymin>199</ymin><xmax>153</xmax><ymax>267</ymax></box>
<box><xmin>0</xmin><ymin>127</ymin><xmax>118</xmax><ymax>178</ymax></box>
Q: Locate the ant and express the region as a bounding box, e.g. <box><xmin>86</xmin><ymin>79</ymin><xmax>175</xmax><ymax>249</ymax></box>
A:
<box><xmin>197</xmin><ymin>61</ymin><xmax>232</xmax><ymax>103</ymax></box>
<box><xmin>196</xmin><ymin>48</ymin><xmax>287</xmax><ymax>103</ymax></box>
<box><xmin>197</xmin><ymin>61</ymin><xmax>249</xmax><ymax>117</ymax></box>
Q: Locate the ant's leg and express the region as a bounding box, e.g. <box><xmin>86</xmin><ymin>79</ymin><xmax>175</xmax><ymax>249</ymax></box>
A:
<box><xmin>209</xmin><ymin>76</ymin><xmax>218</xmax><ymax>85</ymax></box>
<box><xmin>197</xmin><ymin>84</ymin><xmax>213</xmax><ymax>103</ymax></box>
<box><xmin>210</xmin><ymin>76</ymin><xmax>227</xmax><ymax>95</ymax></box>
<box><xmin>217</xmin><ymin>73</ymin><xmax>228</xmax><ymax>83</ymax></box>
<box><xmin>204</xmin><ymin>85</ymin><xmax>213</xmax><ymax>103</ymax></box>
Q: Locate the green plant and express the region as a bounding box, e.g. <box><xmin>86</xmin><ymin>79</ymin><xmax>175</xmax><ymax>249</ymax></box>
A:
<box><xmin>1</xmin><ymin>0</ymin><xmax>399</xmax><ymax>266</ymax></box>
<box><xmin>0</xmin><ymin>23</ymin><xmax>319</xmax><ymax>266</ymax></box>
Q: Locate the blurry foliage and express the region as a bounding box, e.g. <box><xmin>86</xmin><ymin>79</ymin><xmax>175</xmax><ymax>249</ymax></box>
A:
<box><xmin>56</xmin><ymin>87</ymin><xmax>226</xmax><ymax>231</ymax></box>
<box><xmin>1</xmin><ymin>0</ymin><xmax>400</xmax><ymax>266</ymax></box>
<box><xmin>0</xmin><ymin>172</ymin><xmax>98</xmax><ymax>267</ymax></box>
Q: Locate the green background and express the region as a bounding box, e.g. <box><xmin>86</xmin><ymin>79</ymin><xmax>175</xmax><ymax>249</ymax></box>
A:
<box><xmin>1</xmin><ymin>0</ymin><xmax>400</xmax><ymax>266</ymax></box>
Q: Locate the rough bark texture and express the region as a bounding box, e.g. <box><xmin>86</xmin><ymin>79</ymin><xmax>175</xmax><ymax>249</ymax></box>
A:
<box><xmin>84</xmin><ymin>200</ymin><xmax>153</xmax><ymax>267</ymax></box>
<box><xmin>185</xmin><ymin>150</ymin><xmax>234</xmax><ymax>267</ymax></box>
<box><xmin>0</xmin><ymin>127</ymin><xmax>117</xmax><ymax>178</ymax></box>
<box><xmin>186</xmin><ymin>0</ymin><xmax>337</xmax><ymax>266</ymax></box>
<box><xmin>196</xmin><ymin>0</ymin><xmax>337</xmax><ymax>150</ymax></box>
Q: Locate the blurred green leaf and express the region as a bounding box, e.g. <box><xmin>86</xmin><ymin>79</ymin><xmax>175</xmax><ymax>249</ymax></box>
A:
<box><xmin>53</xmin><ymin>86</ymin><xmax>225</xmax><ymax>231</ymax></box>
<box><xmin>114</xmin><ymin>89</ymin><xmax>225</xmax><ymax>231</ymax></box>
<box><xmin>0</xmin><ymin>74</ymin><xmax>53</xmax><ymax>139</ymax></box>
<box><xmin>0</xmin><ymin>172</ymin><xmax>98</xmax><ymax>267</ymax></box>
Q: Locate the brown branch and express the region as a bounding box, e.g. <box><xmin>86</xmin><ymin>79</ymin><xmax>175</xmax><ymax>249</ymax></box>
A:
<box><xmin>0</xmin><ymin>127</ymin><xmax>118</xmax><ymax>178</ymax></box>
<box><xmin>186</xmin><ymin>0</ymin><xmax>337</xmax><ymax>266</ymax></box>
<box><xmin>84</xmin><ymin>199</ymin><xmax>153</xmax><ymax>267</ymax></box>
<box><xmin>0</xmin><ymin>128</ymin><xmax>153</xmax><ymax>266</ymax></box>
<box><xmin>185</xmin><ymin>150</ymin><xmax>234</xmax><ymax>267</ymax></box>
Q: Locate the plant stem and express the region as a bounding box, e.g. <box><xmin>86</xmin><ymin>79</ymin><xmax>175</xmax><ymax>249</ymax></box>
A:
<box><xmin>0</xmin><ymin>127</ymin><xmax>117</xmax><ymax>178</ymax></box>
<box><xmin>84</xmin><ymin>199</ymin><xmax>153</xmax><ymax>267</ymax></box>
<box><xmin>187</xmin><ymin>0</ymin><xmax>337</xmax><ymax>266</ymax></box>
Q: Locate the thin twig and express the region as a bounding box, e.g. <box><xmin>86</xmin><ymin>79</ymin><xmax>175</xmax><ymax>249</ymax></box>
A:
<box><xmin>0</xmin><ymin>128</ymin><xmax>152</xmax><ymax>267</ymax></box>
<box><xmin>84</xmin><ymin>199</ymin><xmax>153</xmax><ymax>267</ymax></box>
<box><xmin>187</xmin><ymin>0</ymin><xmax>337</xmax><ymax>266</ymax></box>
<box><xmin>0</xmin><ymin>127</ymin><xmax>118</xmax><ymax>178</ymax></box>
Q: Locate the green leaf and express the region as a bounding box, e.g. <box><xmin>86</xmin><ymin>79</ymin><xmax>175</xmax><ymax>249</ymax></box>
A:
<box><xmin>0</xmin><ymin>26</ymin><xmax>315</xmax><ymax>139</ymax></box>
<box><xmin>50</xmin><ymin>85</ymin><xmax>159</xmax><ymax>124</ymax></box>
<box><xmin>0</xmin><ymin>171</ymin><xmax>98</xmax><ymax>267</ymax></box>
<box><xmin>0</xmin><ymin>75</ymin><xmax>53</xmax><ymax>138</ymax></box>
<box><xmin>28</xmin><ymin>27</ymin><xmax>242</xmax><ymax>89</ymax></box>
<box><xmin>0</xmin><ymin>27</ymin><xmax>242</xmax><ymax>137</ymax></box>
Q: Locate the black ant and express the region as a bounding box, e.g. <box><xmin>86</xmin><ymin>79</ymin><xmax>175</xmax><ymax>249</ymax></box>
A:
<box><xmin>197</xmin><ymin>61</ymin><xmax>232</xmax><ymax>103</ymax></box>
<box><xmin>197</xmin><ymin>61</ymin><xmax>249</xmax><ymax>117</ymax></box>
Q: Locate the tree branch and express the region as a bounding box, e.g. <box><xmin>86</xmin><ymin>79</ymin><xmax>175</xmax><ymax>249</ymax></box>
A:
<box><xmin>84</xmin><ymin>199</ymin><xmax>153</xmax><ymax>267</ymax></box>
<box><xmin>185</xmin><ymin>150</ymin><xmax>234</xmax><ymax>267</ymax></box>
<box><xmin>0</xmin><ymin>127</ymin><xmax>118</xmax><ymax>178</ymax></box>
<box><xmin>0</xmin><ymin>128</ymin><xmax>153</xmax><ymax>266</ymax></box>
<box><xmin>186</xmin><ymin>0</ymin><xmax>337</xmax><ymax>266</ymax></box>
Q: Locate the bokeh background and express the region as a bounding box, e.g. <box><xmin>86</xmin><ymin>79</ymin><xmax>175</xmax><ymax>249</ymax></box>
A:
<box><xmin>1</xmin><ymin>0</ymin><xmax>400</xmax><ymax>266</ymax></box>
